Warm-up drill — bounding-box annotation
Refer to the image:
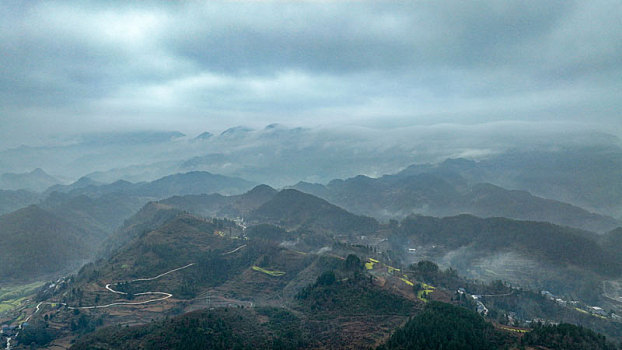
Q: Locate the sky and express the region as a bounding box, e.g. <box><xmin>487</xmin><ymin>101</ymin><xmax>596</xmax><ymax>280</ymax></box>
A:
<box><xmin>1</xmin><ymin>0</ymin><xmax>621</xmax><ymax>149</ymax></box>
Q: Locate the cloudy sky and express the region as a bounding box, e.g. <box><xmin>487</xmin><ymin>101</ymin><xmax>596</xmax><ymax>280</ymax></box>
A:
<box><xmin>1</xmin><ymin>0</ymin><xmax>621</xmax><ymax>149</ymax></box>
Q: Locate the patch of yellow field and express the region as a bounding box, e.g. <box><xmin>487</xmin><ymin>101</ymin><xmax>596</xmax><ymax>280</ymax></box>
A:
<box><xmin>400</xmin><ymin>277</ymin><xmax>414</xmax><ymax>286</ymax></box>
<box><xmin>421</xmin><ymin>283</ymin><xmax>435</xmax><ymax>290</ymax></box>
<box><xmin>365</xmin><ymin>258</ymin><xmax>380</xmax><ymax>270</ymax></box>
<box><xmin>251</xmin><ymin>266</ymin><xmax>286</xmax><ymax>277</ymax></box>
<box><xmin>386</xmin><ymin>265</ymin><xmax>400</xmax><ymax>273</ymax></box>
<box><xmin>498</xmin><ymin>326</ymin><xmax>529</xmax><ymax>333</ymax></box>
<box><xmin>417</xmin><ymin>283</ymin><xmax>436</xmax><ymax>303</ymax></box>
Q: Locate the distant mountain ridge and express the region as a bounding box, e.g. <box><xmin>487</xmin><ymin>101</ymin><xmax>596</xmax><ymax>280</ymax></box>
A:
<box><xmin>159</xmin><ymin>184</ymin><xmax>278</xmax><ymax>219</ymax></box>
<box><xmin>397</xmin><ymin>147</ymin><xmax>622</xmax><ymax>219</ymax></box>
<box><xmin>47</xmin><ymin>171</ymin><xmax>255</xmax><ymax>198</ymax></box>
<box><xmin>0</xmin><ymin>168</ymin><xmax>60</xmax><ymax>192</ymax></box>
<box><xmin>291</xmin><ymin>167</ymin><xmax>619</xmax><ymax>233</ymax></box>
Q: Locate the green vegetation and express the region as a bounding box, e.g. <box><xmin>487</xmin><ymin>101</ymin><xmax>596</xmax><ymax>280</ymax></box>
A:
<box><xmin>0</xmin><ymin>281</ymin><xmax>44</xmax><ymax>308</ymax></box>
<box><xmin>246</xmin><ymin>224</ymin><xmax>291</xmax><ymax>242</ymax></box>
<box><xmin>296</xmin><ymin>260</ymin><xmax>417</xmax><ymax>316</ymax></box>
<box><xmin>378</xmin><ymin>301</ymin><xmax>622</xmax><ymax>350</ymax></box>
<box><xmin>523</xmin><ymin>323</ymin><xmax>621</xmax><ymax>350</ymax></box>
<box><xmin>378</xmin><ymin>301</ymin><xmax>502</xmax><ymax>350</ymax></box>
<box><xmin>16</xmin><ymin>322</ymin><xmax>56</xmax><ymax>347</ymax></box>
<box><xmin>0</xmin><ymin>205</ymin><xmax>93</xmax><ymax>281</ymax></box>
<box><xmin>399</xmin><ymin>215</ymin><xmax>621</xmax><ymax>277</ymax></box>
<box><xmin>70</xmin><ymin>308</ymin><xmax>307</xmax><ymax>350</ymax></box>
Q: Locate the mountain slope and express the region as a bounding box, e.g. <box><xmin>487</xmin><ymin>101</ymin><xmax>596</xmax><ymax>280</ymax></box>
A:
<box><xmin>395</xmin><ymin>214</ymin><xmax>621</xmax><ymax>301</ymax></box>
<box><xmin>98</xmin><ymin>201</ymin><xmax>186</xmax><ymax>258</ymax></box>
<box><xmin>250</xmin><ymin>189</ymin><xmax>379</xmax><ymax>234</ymax></box>
<box><xmin>399</xmin><ymin>214</ymin><xmax>620</xmax><ymax>276</ymax></box>
<box><xmin>0</xmin><ymin>205</ymin><xmax>92</xmax><ymax>281</ymax></box>
<box><xmin>0</xmin><ymin>189</ymin><xmax>40</xmax><ymax>215</ymax></box>
<box><xmin>40</xmin><ymin>191</ymin><xmax>145</xmax><ymax>237</ymax></box>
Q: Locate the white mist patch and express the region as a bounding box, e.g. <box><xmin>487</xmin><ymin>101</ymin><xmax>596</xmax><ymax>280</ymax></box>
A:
<box><xmin>278</xmin><ymin>239</ymin><xmax>299</xmax><ymax>248</ymax></box>
<box><xmin>442</xmin><ymin>248</ymin><xmax>561</xmax><ymax>291</ymax></box>
<box><xmin>316</xmin><ymin>246</ymin><xmax>332</xmax><ymax>255</ymax></box>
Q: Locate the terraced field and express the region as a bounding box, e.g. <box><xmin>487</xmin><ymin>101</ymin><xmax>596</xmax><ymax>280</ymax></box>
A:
<box><xmin>0</xmin><ymin>281</ymin><xmax>44</xmax><ymax>314</ymax></box>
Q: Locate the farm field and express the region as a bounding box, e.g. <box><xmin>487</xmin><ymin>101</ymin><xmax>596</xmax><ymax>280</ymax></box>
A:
<box><xmin>0</xmin><ymin>281</ymin><xmax>43</xmax><ymax>315</ymax></box>
<box><xmin>251</xmin><ymin>266</ymin><xmax>286</xmax><ymax>277</ymax></box>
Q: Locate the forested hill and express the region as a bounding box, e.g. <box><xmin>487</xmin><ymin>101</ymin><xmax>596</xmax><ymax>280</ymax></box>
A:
<box><xmin>250</xmin><ymin>189</ymin><xmax>379</xmax><ymax>234</ymax></box>
<box><xmin>0</xmin><ymin>205</ymin><xmax>92</xmax><ymax>281</ymax></box>
<box><xmin>399</xmin><ymin>214</ymin><xmax>621</xmax><ymax>277</ymax></box>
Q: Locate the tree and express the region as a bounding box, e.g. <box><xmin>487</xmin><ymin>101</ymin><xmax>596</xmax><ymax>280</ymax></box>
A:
<box><xmin>316</xmin><ymin>270</ymin><xmax>336</xmax><ymax>286</ymax></box>
<box><xmin>344</xmin><ymin>254</ymin><xmax>363</xmax><ymax>271</ymax></box>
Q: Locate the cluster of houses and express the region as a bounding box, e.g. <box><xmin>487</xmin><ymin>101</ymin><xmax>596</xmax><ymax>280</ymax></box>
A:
<box><xmin>457</xmin><ymin>288</ymin><xmax>489</xmax><ymax>316</ymax></box>
<box><xmin>1</xmin><ymin>324</ymin><xmax>18</xmax><ymax>337</ymax></box>
<box><xmin>541</xmin><ymin>290</ymin><xmax>610</xmax><ymax>317</ymax></box>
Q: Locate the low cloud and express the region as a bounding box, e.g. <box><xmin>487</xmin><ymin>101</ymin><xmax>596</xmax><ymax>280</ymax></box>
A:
<box><xmin>1</xmin><ymin>1</ymin><xmax>621</xmax><ymax>149</ymax></box>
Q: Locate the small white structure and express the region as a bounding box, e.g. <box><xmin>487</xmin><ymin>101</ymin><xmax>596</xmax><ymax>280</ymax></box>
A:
<box><xmin>590</xmin><ymin>306</ymin><xmax>608</xmax><ymax>316</ymax></box>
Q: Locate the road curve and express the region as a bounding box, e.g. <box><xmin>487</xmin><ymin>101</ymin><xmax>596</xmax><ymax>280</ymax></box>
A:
<box><xmin>222</xmin><ymin>245</ymin><xmax>247</xmax><ymax>255</ymax></box>
<box><xmin>19</xmin><ymin>263</ymin><xmax>196</xmax><ymax>331</ymax></box>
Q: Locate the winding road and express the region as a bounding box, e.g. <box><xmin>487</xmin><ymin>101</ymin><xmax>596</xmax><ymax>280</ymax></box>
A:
<box><xmin>8</xmin><ymin>263</ymin><xmax>197</xmax><ymax>350</ymax></box>
<box><xmin>73</xmin><ymin>262</ymin><xmax>196</xmax><ymax>309</ymax></box>
<box><xmin>10</xmin><ymin>248</ymin><xmax>251</xmax><ymax>349</ymax></box>
<box><xmin>222</xmin><ymin>244</ymin><xmax>246</xmax><ymax>255</ymax></box>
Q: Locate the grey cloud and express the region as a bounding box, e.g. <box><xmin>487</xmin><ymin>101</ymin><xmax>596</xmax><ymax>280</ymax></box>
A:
<box><xmin>0</xmin><ymin>0</ymin><xmax>621</xmax><ymax>150</ymax></box>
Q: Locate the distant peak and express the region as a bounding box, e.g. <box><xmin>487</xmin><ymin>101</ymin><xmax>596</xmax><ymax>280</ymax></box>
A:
<box><xmin>264</xmin><ymin>123</ymin><xmax>284</xmax><ymax>130</ymax></box>
<box><xmin>30</xmin><ymin>168</ymin><xmax>48</xmax><ymax>175</ymax></box>
<box><xmin>247</xmin><ymin>184</ymin><xmax>277</xmax><ymax>194</ymax></box>
<box><xmin>195</xmin><ymin>131</ymin><xmax>213</xmax><ymax>140</ymax></box>
<box><xmin>220</xmin><ymin>126</ymin><xmax>253</xmax><ymax>136</ymax></box>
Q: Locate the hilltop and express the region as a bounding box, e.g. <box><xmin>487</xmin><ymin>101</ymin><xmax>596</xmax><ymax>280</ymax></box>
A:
<box><xmin>0</xmin><ymin>168</ymin><xmax>60</xmax><ymax>192</ymax></box>
<box><xmin>250</xmin><ymin>189</ymin><xmax>379</xmax><ymax>235</ymax></box>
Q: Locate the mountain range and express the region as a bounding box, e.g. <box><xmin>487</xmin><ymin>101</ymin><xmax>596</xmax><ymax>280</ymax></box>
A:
<box><xmin>292</xmin><ymin>166</ymin><xmax>620</xmax><ymax>233</ymax></box>
<box><xmin>0</xmin><ymin>168</ymin><xmax>60</xmax><ymax>192</ymax></box>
